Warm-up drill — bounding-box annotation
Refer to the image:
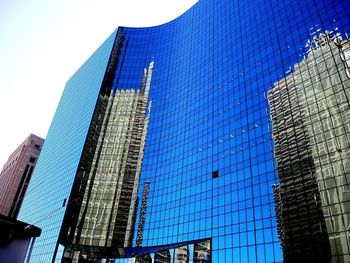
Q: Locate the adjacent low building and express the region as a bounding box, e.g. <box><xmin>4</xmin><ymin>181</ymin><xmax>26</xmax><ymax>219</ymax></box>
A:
<box><xmin>0</xmin><ymin>134</ymin><xmax>44</xmax><ymax>219</ymax></box>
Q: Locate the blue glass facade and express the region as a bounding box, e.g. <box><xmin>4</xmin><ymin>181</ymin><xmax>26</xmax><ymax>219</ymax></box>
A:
<box><xmin>19</xmin><ymin>0</ymin><xmax>350</xmax><ymax>262</ymax></box>
<box><xmin>18</xmin><ymin>31</ymin><xmax>118</xmax><ymax>262</ymax></box>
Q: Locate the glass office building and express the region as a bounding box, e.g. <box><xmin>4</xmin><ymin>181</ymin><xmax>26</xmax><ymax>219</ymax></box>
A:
<box><xmin>19</xmin><ymin>0</ymin><xmax>350</xmax><ymax>262</ymax></box>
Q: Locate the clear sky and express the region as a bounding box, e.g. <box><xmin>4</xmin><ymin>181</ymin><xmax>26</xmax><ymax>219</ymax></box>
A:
<box><xmin>0</xmin><ymin>0</ymin><xmax>198</xmax><ymax>167</ymax></box>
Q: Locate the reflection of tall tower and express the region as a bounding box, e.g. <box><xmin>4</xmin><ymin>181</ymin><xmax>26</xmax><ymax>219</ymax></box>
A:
<box><xmin>268</xmin><ymin>75</ymin><xmax>331</xmax><ymax>262</ymax></box>
<box><xmin>269</xmin><ymin>32</ymin><xmax>350</xmax><ymax>262</ymax></box>
<box><xmin>59</xmin><ymin>61</ymin><xmax>153</xmax><ymax>261</ymax></box>
<box><xmin>136</xmin><ymin>181</ymin><xmax>151</xmax><ymax>247</ymax></box>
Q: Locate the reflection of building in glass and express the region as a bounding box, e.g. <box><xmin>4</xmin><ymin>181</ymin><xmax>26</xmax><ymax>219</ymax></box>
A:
<box><xmin>59</xmin><ymin>61</ymin><xmax>153</xmax><ymax>260</ymax></box>
<box><xmin>174</xmin><ymin>245</ymin><xmax>189</xmax><ymax>263</ymax></box>
<box><xmin>135</xmin><ymin>254</ymin><xmax>152</xmax><ymax>263</ymax></box>
<box><xmin>268</xmin><ymin>74</ymin><xmax>331</xmax><ymax>262</ymax></box>
<box><xmin>136</xmin><ymin>181</ymin><xmax>151</xmax><ymax>247</ymax></box>
<box><xmin>269</xmin><ymin>32</ymin><xmax>350</xmax><ymax>262</ymax></box>
<box><xmin>194</xmin><ymin>239</ymin><xmax>211</xmax><ymax>263</ymax></box>
<box><xmin>154</xmin><ymin>250</ymin><xmax>170</xmax><ymax>263</ymax></box>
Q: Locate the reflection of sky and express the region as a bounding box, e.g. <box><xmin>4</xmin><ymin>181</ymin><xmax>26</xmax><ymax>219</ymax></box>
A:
<box><xmin>110</xmin><ymin>0</ymin><xmax>350</xmax><ymax>262</ymax></box>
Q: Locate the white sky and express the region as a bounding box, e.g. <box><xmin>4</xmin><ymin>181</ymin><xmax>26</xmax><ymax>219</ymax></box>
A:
<box><xmin>0</xmin><ymin>0</ymin><xmax>198</xmax><ymax>167</ymax></box>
